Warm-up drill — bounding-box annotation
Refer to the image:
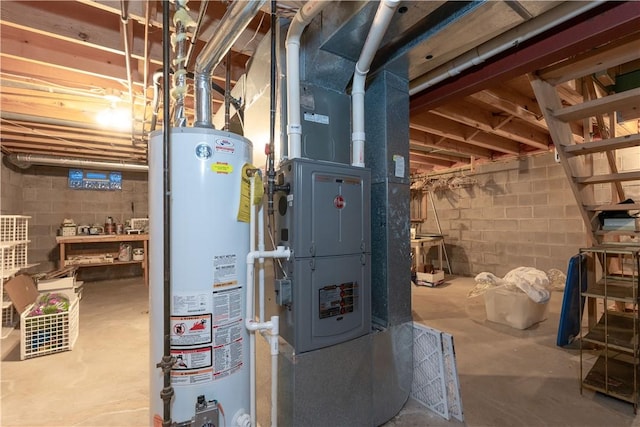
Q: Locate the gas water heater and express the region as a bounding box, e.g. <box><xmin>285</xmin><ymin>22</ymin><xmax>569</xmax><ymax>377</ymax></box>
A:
<box><xmin>274</xmin><ymin>158</ymin><xmax>371</xmax><ymax>353</ymax></box>
<box><xmin>149</xmin><ymin>127</ymin><xmax>254</xmax><ymax>426</ymax></box>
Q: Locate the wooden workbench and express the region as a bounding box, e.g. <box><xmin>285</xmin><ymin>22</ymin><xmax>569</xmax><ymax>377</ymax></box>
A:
<box><xmin>56</xmin><ymin>234</ymin><xmax>149</xmax><ymax>286</ymax></box>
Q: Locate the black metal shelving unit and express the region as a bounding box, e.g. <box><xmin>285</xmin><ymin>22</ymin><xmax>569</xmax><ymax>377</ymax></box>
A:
<box><xmin>579</xmin><ymin>245</ymin><xmax>640</xmax><ymax>413</ymax></box>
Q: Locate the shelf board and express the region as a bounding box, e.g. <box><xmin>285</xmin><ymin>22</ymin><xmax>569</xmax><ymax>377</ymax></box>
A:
<box><xmin>582</xmin><ymin>245</ymin><xmax>640</xmax><ymax>255</ymax></box>
<box><xmin>583</xmin><ymin>280</ymin><xmax>637</xmax><ymax>302</ymax></box>
<box><xmin>583</xmin><ymin>311</ymin><xmax>639</xmax><ymax>352</ymax></box>
<box><xmin>64</xmin><ymin>260</ymin><xmax>144</xmax><ymax>268</ymax></box>
<box><xmin>582</xmin><ymin>354</ymin><xmax>639</xmax><ymax>405</ymax></box>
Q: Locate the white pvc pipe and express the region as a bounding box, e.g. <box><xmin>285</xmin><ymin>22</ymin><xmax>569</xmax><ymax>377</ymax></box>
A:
<box><xmin>269</xmin><ymin>316</ymin><xmax>279</xmax><ymax>427</ymax></box>
<box><xmin>245</xmin><ymin>175</ymin><xmax>290</xmax><ymax>427</ymax></box>
<box><xmin>408</xmin><ymin>0</ymin><xmax>604</xmax><ymax>95</ymax></box>
<box><xmin>258</xmin><ymin>195</ymin><xmax>265</xmax><ymax>323</ymax></box>
<box><xmin>286</xmin><ymin>1</ymin><xmax>327</xmax><ymax>159</ymax></box>
<box><xmin>351</xmin><ymin>0</ymin><xmax>400</xmax><ymax>167</ymax></box>
<box><xmin>245</xmin><ymin>247</ymin><xmax>289</xmax><ymax>427</ymax></box>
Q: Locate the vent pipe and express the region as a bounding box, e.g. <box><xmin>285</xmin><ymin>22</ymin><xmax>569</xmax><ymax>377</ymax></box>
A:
<box><xmin>285</xmin><ymin>1</ymin><xmax>327</xmax><ymax>160</ymax></box>
<box><xmin>351</xmin><ymin>0</ymin><xmax>400</xmax><ymax>167</ymax></box>
<box><xmin>6</xmin><ymin>153</ymin><xmax>148</xmax><ymax>173</ymax></box>
<box><xmin>194</xmin><ymin>0</ymin><xmax>265</xmax><ymax>128</ymax></box>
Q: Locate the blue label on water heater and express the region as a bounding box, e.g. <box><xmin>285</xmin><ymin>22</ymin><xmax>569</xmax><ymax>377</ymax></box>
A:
<box><xmin>195</xmin><ymin>144</ymin><xmax>212</xmax><ymax>160</ymax></box>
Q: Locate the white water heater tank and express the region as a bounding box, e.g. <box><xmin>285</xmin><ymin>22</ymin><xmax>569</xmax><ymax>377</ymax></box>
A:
<box><xmin>149</xmin><ymin>128</ymin><xmax>252</xmax><ymax>425</ymax></box>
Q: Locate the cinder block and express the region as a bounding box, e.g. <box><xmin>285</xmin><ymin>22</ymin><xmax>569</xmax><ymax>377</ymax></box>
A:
<box><xmin>548</xmin><ymin>177</ymin><xmax>569</xmax><ymax>190</ymax></box>
<box><xmin>506</xmin><ymin>207</ymin><xmax>533</xmax><ymax>218</ymax></box>
<box><xmin>507</xmin><ymin>255</ymin><xmax>536</xmax><ymax>268</ymax></box>
<box><xmin>565</xmin><ymin>232</ymin><xmax>588</xmax><ymax>246</ymax></box>
<box><xmin>471</xmin><ymin>240</ymin><xmax>496</xmax><ymax>254</ymax></box>
<box><xmin>547</xmin><ymin>232</ymin><xmax>567</xmax><ymax>245</ymax></box>
<box><xmin>520</xmin><ymin>219</ymin><xmax>549</xmax><ymax>232</ymax></box>
<box><xmin>470</xmin><ymin>219</ymin><xmax>492</xmax><ymax>231</ymax></box>
<box><xmin>483</xmin><ymin>253</ymin><xmax>500</xmax><ymax>264</ymax></box>
<box><xmin>482</xmin><ymin>206</ymin><xmax>505</xmax><ymax>219</ymax></box>
<box><xmin>532</xmin><ymin>153</ymin><xmax>556</xmax><ymax>168</ymax></box>
<box><xmin>547</xmin><ymin>164</ymin><xmax>567</xmax><ymax>178</ymax></box>
<box><xmin>532</xmin><ymin>193</ymin><xmax>549</xmax><ymax>206</ymax></box>
<box><xmin>506</xmin><ymin>181</ymin><xmax>532</xmax><ymax>195</ymax></box>
<box><xmin>494</xmin><ymin>219</ymin><xmax>518</xmax><ymax>231</ymax></box>
<box><xmin>532</xmin><ymin>180</ymin><xmax>549</xmax><ymax>193</ymax></box>
<box><xmin>460</xmin><ymin>230</ymin><xmax>482</xmax><ymax>241</ymax></box>
<box><xmin>492</xmin><ymin>195</ymin><xmax>518</xmax><ymax>206</ymax></box>
<box><xmin>555</xmin><ymin>218</ymin><xmax>585</xmax><ymax>233</ymax></box>
<box><xmin>532</xmin><ymin>244</ymin><xmax>551</xmax><ymax>257</ymax></box>
<box><xmin>533</xmin><ymin>205</ymin><xmax>565</xmax><ymax>219</ymax></box>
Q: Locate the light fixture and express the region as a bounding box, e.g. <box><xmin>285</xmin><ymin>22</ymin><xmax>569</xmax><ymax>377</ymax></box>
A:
<box><xmin>96</xmin><ymin>89</ymin><xmax>131</xmax><ymax>130</ymax></box>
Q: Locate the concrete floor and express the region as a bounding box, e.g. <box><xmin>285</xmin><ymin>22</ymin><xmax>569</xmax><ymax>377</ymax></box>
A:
<box><xmin>1</xmin><ymin>275</ymin><xmax>639</xmax><ymax>426</ymax></box>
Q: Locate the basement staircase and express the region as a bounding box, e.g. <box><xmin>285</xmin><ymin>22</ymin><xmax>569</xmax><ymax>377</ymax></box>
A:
<box><xmin>529</xmin><ymin>42</ymin><xmax>640</xmax><ymax>247</ymax></box>
<box><xmin>530</xmin><ymin>36</ymin><xmax>640</xmax><ymax>412</ymax></box>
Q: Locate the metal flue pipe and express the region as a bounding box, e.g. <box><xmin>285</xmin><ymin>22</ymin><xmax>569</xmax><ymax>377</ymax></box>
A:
<box><xmin>194</xmin><ymin>0</ymin><xmax>266</xmax><ymax>127</ymax></box>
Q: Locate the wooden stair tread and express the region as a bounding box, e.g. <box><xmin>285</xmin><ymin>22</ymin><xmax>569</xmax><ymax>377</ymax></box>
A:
<box><xmin>575</xmin><ymin>171</ymin><xmax>640</xmax><ymax>184</ymax></box>
<box><xmin>553</xmin><ymin>87</ymin><xmax>640</xmax><ymax>122</ymax></box>
<box><xmin>595</xmin><ymin>230</ymin><xmax>640</xmax><ymax>237</ymax></box>
<box><xmin>564</xmin><ymin>134</ymin><xmax>640</xmax><ymax>156</ymax></box>
<box><xmin>586</xmin><ymin>203</ymin><xmax>640</xmax><ymax>212</ymax></box>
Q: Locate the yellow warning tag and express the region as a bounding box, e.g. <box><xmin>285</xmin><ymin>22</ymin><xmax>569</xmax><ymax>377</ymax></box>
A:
<box><xmin>211</xmin><ymin>162</ymin><xmax>233</xmax><ymax>174</ymax></box>
<box><xmin>237</xmin><ymin>164</ymin><xmax>264</xmax><ymax>223</ymax></box>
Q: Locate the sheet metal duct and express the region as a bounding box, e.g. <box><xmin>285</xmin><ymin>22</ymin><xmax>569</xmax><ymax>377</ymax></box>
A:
<box><xmin>6</xmin><ymin>153</ymin><xmax>148</xmax><ymax>173</ymax></box>
<box><xmin>194</xmin><ymin>0</ymin><xmax>266</xmax><ymax>127</ymax></box>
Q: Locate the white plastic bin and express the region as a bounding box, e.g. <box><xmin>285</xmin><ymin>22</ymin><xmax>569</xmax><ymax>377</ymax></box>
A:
<box><xmin>484</xmin><ymin>286</ymin><xmax>550</xmax><ymax>330</ymax></box>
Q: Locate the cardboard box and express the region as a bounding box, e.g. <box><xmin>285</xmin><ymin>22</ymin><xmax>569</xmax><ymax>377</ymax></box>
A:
<box><xmin>37</xmin><ymin>276</ymin><xmax>75</xmax><ymax>292</ymax></box>
<box><xmin>5</xmin><ymin>274</ymin><xmax>79</xmax><ymax>359</ymax></box>
<box><xmin>416</xmin><ymin>270</ymin><xmax>445</xmax><ymax>287</ymax></box>
<box><xmin>484</xmin><ymin>286</ymin><xmax>549</xmax><ymax>330</ymax></box>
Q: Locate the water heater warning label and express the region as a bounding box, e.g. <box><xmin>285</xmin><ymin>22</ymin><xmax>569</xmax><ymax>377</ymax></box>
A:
<box><xmin>170</xmin><ymin>314</ymin><xmax>212</xmax><ymax>346</ymax></box>
<box><xmin>211</xmin><ymin>288</ymin><xmax>244</xmax><ymax>380</ymax></box>
<box><xmin>319</xmin><ymin>282</ymin><xmax>357</xmax><ymax>319</ymax></box>
<box><xmin>213</xmin><ymin>254</ymin><xmax>237</xmax><ymax>287</ymax></box>
<box><xmin>170</xmin><ymin>345</ymin><xmax>213</xmax><ymax>386</ymax></box>
<box><xmin>213</xmin><ymin>288</ymin><xmax>242</xmax><ymax>324</ymax></box>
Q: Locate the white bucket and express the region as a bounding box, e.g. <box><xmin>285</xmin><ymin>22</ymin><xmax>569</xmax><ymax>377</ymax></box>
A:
<box><xmin>132</xmin><ymin>248</ymin><xmax>144</xmax><ymax>261</ymax></box>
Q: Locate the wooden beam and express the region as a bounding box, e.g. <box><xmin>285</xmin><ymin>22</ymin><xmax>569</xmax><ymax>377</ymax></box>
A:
<box><xmin>410</xmin><ymin>2</ymin><xmax>640</xmax><ymax>111</ymax></box>
<box><xmin>409</xmin><ymin>129</ymin><xmax>492</xmax><ymax>158</ymax></box>
<box><xmin>410</xmin><ymin>153</ymin><xmax>456</xmax><ymax>168</ymax></box>
<box><xmin>432</xmin><ymin>101</ymin><xmax>550</xmax><ymax>150</ymax></box>
<box><xmin>537</xmin><ymin>32</ymin><xmax>640</xmax><ymax>85</ymax></box>
<box><xmin>411</xmin><ymin>111</ymin><xmax>521</xmax><ymax>155</ymax></box>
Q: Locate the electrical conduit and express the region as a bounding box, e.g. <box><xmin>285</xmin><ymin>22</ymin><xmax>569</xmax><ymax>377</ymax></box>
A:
<box><xmin>351</xmin><ymin>0</ymin><xmax>400</xmax><ymax>167</ymax></box>
<box><xmin>285</xmin><ymin>1</ymin><xmax>328</xmax><ymax>159</ymax></box>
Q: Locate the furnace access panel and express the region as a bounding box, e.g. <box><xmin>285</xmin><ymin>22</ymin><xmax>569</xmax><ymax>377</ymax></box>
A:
<box><xmin>275</xmin><ymin>158</ymin><xmax>371</xmax><ymax>353</ymax></box>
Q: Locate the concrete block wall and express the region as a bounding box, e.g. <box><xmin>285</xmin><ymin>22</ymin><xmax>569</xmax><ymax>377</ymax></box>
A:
<box><xmin>1</xmin><ymin>162</ymin><xmax>148</xmax><ymax>278</ymax></box>
<box><xmin>1</xmin><ymin>155</ymin><xmax>24</xmax><ymax>214</ymax></box>
<box><xmin>418</xmin><ymin>152</ymin><xmax>588</xmax><ymax>277</ymax></box>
